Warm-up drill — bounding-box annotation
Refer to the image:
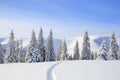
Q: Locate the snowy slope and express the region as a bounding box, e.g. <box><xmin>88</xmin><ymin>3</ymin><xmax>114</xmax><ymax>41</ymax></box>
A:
<box><xmin>0</xmin><ymin>61</ymin><xmax>120</xmax><ymax>80</ymax></box>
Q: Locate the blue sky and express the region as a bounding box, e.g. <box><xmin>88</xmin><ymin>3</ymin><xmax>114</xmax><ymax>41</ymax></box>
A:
<box><xmin>0</xmin><ymin>0</ymin><xmax>120</xmax><ymax>39</ymax></box>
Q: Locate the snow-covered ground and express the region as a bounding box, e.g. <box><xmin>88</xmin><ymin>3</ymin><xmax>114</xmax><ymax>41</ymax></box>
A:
<box><xmin>54</xmin><ymin>60</ymin><xmax>120</xmax><ymax>80</ymax></box>
<box><xmin>0</xmin><ymin>60</ymin><xmax>120</xmax><ymax>80</ymax></box>
<box><xmin>0</xmin><ymin>62</ymin><xmax>58</xmax><ymax>80</ymax></box>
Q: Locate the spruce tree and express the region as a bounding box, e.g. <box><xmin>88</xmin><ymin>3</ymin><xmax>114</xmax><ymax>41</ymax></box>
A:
<box><xmin>81</xmin><ymin>31</ymin><xmax>92</xmax><ymax>60</ymax></box>
<box><xmin>5</xmin><ymin>30</ymin><xmax>16</xmax><ymax>63</ymax></box>
<box><xmin>16</xmin><ymin>39</ymin><xmax>25</xmax><ymax>62</ymax></box>
<box><xmin>38</xmin><ymin>27</ymin><xmax>45</xmax><ymax>61</ymax></box>
<box><xmin>45</xmin><ymin>30</ymin><xmax>56</xmax><ymax>61</ymax></box>
<box><xmin>25</xmin><ymin>30</ymin><xmax>42</xmax><ymax>62</ymax></box>
<box><xmin>57</xmin><ymin>44</ymin><xmax>62</xmax><ymax>61</ymax></box>
<box><xmin>118</xmin><ymin>50</ymin><xmax>120</xmax><ymax>60</ymax></box>
<box><xmin>15</xmin><ymin>39</ymin><xmax>25</xmax><ymax>62</ymax></box>
<box><xmin>60</xmin><ymin>40</ymin><xmax>68</xmax><ymax>60</ymax></box>
<box><xmin>94</xmin><ymin>51</ymin><xmax>98</xmax><ymax>60</ymax></box>
<box><xmin>108</xmin><ymin>32</ymin><xmax>119</xmax><ymax>60</ymax></box>
<box><xmin>68</xmin><ymin>54</ymin><xmax>73</xmax><ymax>60</ymax></box>
<box><xmin>19</xmin><ymin>39</ymin><xmax>25</xmax><ymax>62</ymax></box>
<box><xmin>73</xmin><ymin>40</ymin><xmax>80</xmax><ymax>60</ymax></box>
<box><xmin>15</xmin><ymin>40</ymin><xmax>20</xmax><ymax>62</ymax></box>
<box><xmin>91</xmin><ymin>52</ymin><xmax>94</xmax><ymax>60</ymax></box>
<box><xmin>96</xmin><ymin>40</ymin><xmax>108</xmax><ymax>60</ymax></box>
<box><xmin>0</xmin><ymin>42</ymin><xmax>4</xmax><ymax>63</ymax></box>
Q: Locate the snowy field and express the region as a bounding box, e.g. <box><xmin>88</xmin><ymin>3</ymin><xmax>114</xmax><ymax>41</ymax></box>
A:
<box><xmin>0</xmin><ymin>62</ymin><xmax>57</xmax><ymax>80</ymax></box>
<box><xmin>54</xmin><ymin>61</ymin><xmax>120</xmax><ymax>80</ymax></box>
<box><xmin>0</xmin><ymin>61</ymin><xmax>120</xmax><ymax>80</ymax></box>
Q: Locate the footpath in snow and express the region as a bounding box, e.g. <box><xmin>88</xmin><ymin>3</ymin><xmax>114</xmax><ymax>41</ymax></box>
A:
<box><xmin>46</xmin><ymin>62</ymin><xmax>61</xmax><ymax>80</ymax></box>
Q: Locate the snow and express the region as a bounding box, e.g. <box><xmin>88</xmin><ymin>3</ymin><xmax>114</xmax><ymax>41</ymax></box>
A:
<box><xmin>46</xmin><ymin>62</ymin><xmax>61</xmax><ymax>80</ymax></box>
<box><xmin>0</xmin><ymin>62</ymin><xmax>58</xmax><ymax>80</ymax></box>
<box><xmin>0</xmin><ymin>61</ymin><xmax>120</xmax><ymax>80</ymax></box>
<box><xmin>54</xmin><ymin>60</ymin><xmax>120</xmax><ymax>80</ymax></box>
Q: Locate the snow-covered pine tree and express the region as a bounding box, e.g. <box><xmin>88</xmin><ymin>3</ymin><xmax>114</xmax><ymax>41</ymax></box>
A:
<box><xmin>68</xmin><ymin>54</ymin><xmax>73</xmax><ymax>60</ymax></box>
<box><xmin>57</xmin><ymin>44</ymin><xmax>62</xmax><ymax>61</ymax></box>
<box><xmin>25</xmin><ymin>30</ymin><xmax>42</xmax><ymax>63</ymax></box>
<box><xmin>38</xmin><ymin>27</ymin><xmax>45</xmax><ymax>61</ymax></box>
<box><xmin>16</xmin><ymin>39</ymin><xmax>25</xmax><ymax>62</ymax></box>
<box><xmin>108</xmin><ymin>32</ymin><xmax>119</xmax><ymax>60</ymax></box>
<box><xmin>94</xmin><ymin>51</ymin><xmax>98</xmax><ymax>60</ymax></box>
<box><xmin>96</xmin><ymin>40</ymin><xmax>108</xmax><ymax>60</ymax></box>
<box><xmin>91</xmin><ymin>52</ymin><xmax>94</xmax><ymax>60</ymax></box>
<box><xmin>15</xmin><ymin>39</ymin><xmax>25</xmax><ymax>62</ymax></box>
<box><xmin>19</xmin><ymin>39</ymin><xmax>25</xmax><ymax>62</ymax></box>
<box><xmin>73</xmin><ymin>40</ymin><xmax>80</xmax><ymax>60</ymax></box>
<box><xmin>0</xmin><ymin>42</ymin><xmax>4</xmax><ymax>63</ymax></box>
<box><xmin>60</xmin><ymin>40</ymin><xmax>68</xmax><ymax>60</ymax></box>
<box><xmin>45</xmin><ymin>30</ymin><xmax>56</xmax><ymax>61</ymax></box>
<box><xmin>81</xmin><ymin>31</ymin><xmax>92</xmax><ymax>60</ymax></box>
<box><xmin>15</xmin><ymin>40</ymin><xmax>20</xmax><ymax>62</ymax></box>
<box><xmin>5</xmin><ymin>30</ymin><xmax>16</xmax><ymax>63</ymax></box>
<box><xmin>118</xmin><ymin>50</ymin><xmax>120</xmax><ymax>60</ymax></box>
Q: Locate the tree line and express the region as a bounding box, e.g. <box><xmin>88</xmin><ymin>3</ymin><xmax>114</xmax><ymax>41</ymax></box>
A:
<box><xmin>58</xmin><ymin>31</ymin><xmax>120</xmax><ymax>60</ymax></box>
<box><xmin>0</xmin><ymin>28</ymin><xmax>120</xmax><ymax>64</ymax></box>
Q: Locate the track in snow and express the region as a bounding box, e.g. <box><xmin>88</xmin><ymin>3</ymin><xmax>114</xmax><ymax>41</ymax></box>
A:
<box><xmin>46</xmin><ymin>62</ymin><xmax>61</xmax><ymax>80</ymax></box>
